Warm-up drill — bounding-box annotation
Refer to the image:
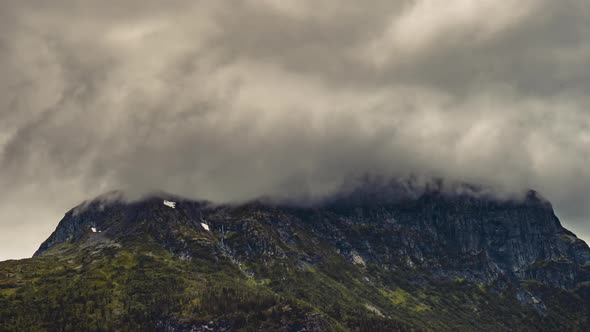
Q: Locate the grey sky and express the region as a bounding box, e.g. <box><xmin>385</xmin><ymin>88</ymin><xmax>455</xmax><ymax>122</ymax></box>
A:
<box><xmin>1</xmin><ymin>0</ymin><xmax>589</xmax><ymax>260</ymax></box>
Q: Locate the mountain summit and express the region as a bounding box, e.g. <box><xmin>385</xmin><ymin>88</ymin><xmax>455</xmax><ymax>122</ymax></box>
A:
<box><xmin>2</xmin><ymin>186</ymin><xmax>590</xmax><ymax>331</ymax></box>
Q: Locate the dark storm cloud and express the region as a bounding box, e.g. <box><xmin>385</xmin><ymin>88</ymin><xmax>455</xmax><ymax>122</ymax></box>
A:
<box><xmin>1</xmin><ymin>0</ymin><xmax>589</xmax><ymax>259</ymax></box>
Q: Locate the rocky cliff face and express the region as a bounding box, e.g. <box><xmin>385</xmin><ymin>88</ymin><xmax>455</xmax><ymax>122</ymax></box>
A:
<box><xmin>36</xmin><ymin>188</ymin><xmax>590</xmax><ymax>291</ymax></box>
<box><xmin>9</xmin><ymin>185</ymin><xmax>588</xmax><ymax>331</ymax></box>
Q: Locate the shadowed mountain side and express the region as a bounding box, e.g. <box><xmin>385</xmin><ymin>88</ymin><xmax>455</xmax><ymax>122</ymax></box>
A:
<box><xmin>2</xmin><ymin>184</ymin><xmax>590</xmax><ymax>331</ymax></box>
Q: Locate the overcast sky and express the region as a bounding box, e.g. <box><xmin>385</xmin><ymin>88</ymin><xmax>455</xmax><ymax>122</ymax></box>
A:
<box><xmin>1</xmin><ymin>1</ymin><xmax>589</xmax><ymax>260</ymax></box>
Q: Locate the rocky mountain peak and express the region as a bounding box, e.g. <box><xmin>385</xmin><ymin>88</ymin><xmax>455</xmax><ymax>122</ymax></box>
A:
<box><xmin>35</xmin><ymin>184</ymin><xmax>589</xmax><ymax>290</ymax></box>
<box><xmin>5</xmin><ymin>183</ymin><xmax>590</xmax><ymax>331</ymax></box>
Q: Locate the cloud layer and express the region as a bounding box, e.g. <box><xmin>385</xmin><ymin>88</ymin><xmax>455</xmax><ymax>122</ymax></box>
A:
<box><xmin>1</xmin><ymin>0</ymin><xmax>589</xmax><ymax>259</ymax></box>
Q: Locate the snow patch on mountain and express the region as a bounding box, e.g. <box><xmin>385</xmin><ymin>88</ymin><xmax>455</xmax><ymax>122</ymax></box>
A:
<box><xmin>163</xmin><ymin>200</ymin><xmax>176</xmax><ymax>208</ymax></box>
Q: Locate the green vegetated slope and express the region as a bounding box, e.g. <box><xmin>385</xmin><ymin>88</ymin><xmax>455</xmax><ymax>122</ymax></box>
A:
<box><xmin>1</xmin><ymin>190</ymin><xmax>590</xmax><ymax>331</ymax></box>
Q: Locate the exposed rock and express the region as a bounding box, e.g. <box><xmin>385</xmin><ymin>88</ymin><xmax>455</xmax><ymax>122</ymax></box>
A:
<box><xmin>36</xmin><ymin>189</ymin><xmax>590</xmax><ymax>291</ymax></box>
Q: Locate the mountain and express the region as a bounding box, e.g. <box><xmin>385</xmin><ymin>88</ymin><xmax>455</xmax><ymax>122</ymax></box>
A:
<box><xmin>1</xmin><ymin>185</ymin><xmax>590</xmax><ymax>331</ymax></box>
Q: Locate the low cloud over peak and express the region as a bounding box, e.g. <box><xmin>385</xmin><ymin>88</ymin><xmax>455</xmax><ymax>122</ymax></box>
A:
<box><xmin>1</xmin><ymin>0</ymin><xmax>589</xmax><ymax>259</ymax></box>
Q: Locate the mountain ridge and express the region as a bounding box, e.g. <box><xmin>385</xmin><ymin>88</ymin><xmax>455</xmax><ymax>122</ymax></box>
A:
<box><xmin>3</xmin><ymin>184</ymin><xmax>590</xmax><ymax>331</ymax></box>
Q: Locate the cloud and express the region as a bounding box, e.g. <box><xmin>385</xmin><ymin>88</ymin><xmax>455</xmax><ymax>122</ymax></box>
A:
<box><xmin>0</xmin><ymin>0</ymin><xmax>589</xmax><ymax>259</ymax></box>
<box><xmin>365</xmin><ymin>0</ymin><xmax>538</xmax><ymax>65</ymax></box>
